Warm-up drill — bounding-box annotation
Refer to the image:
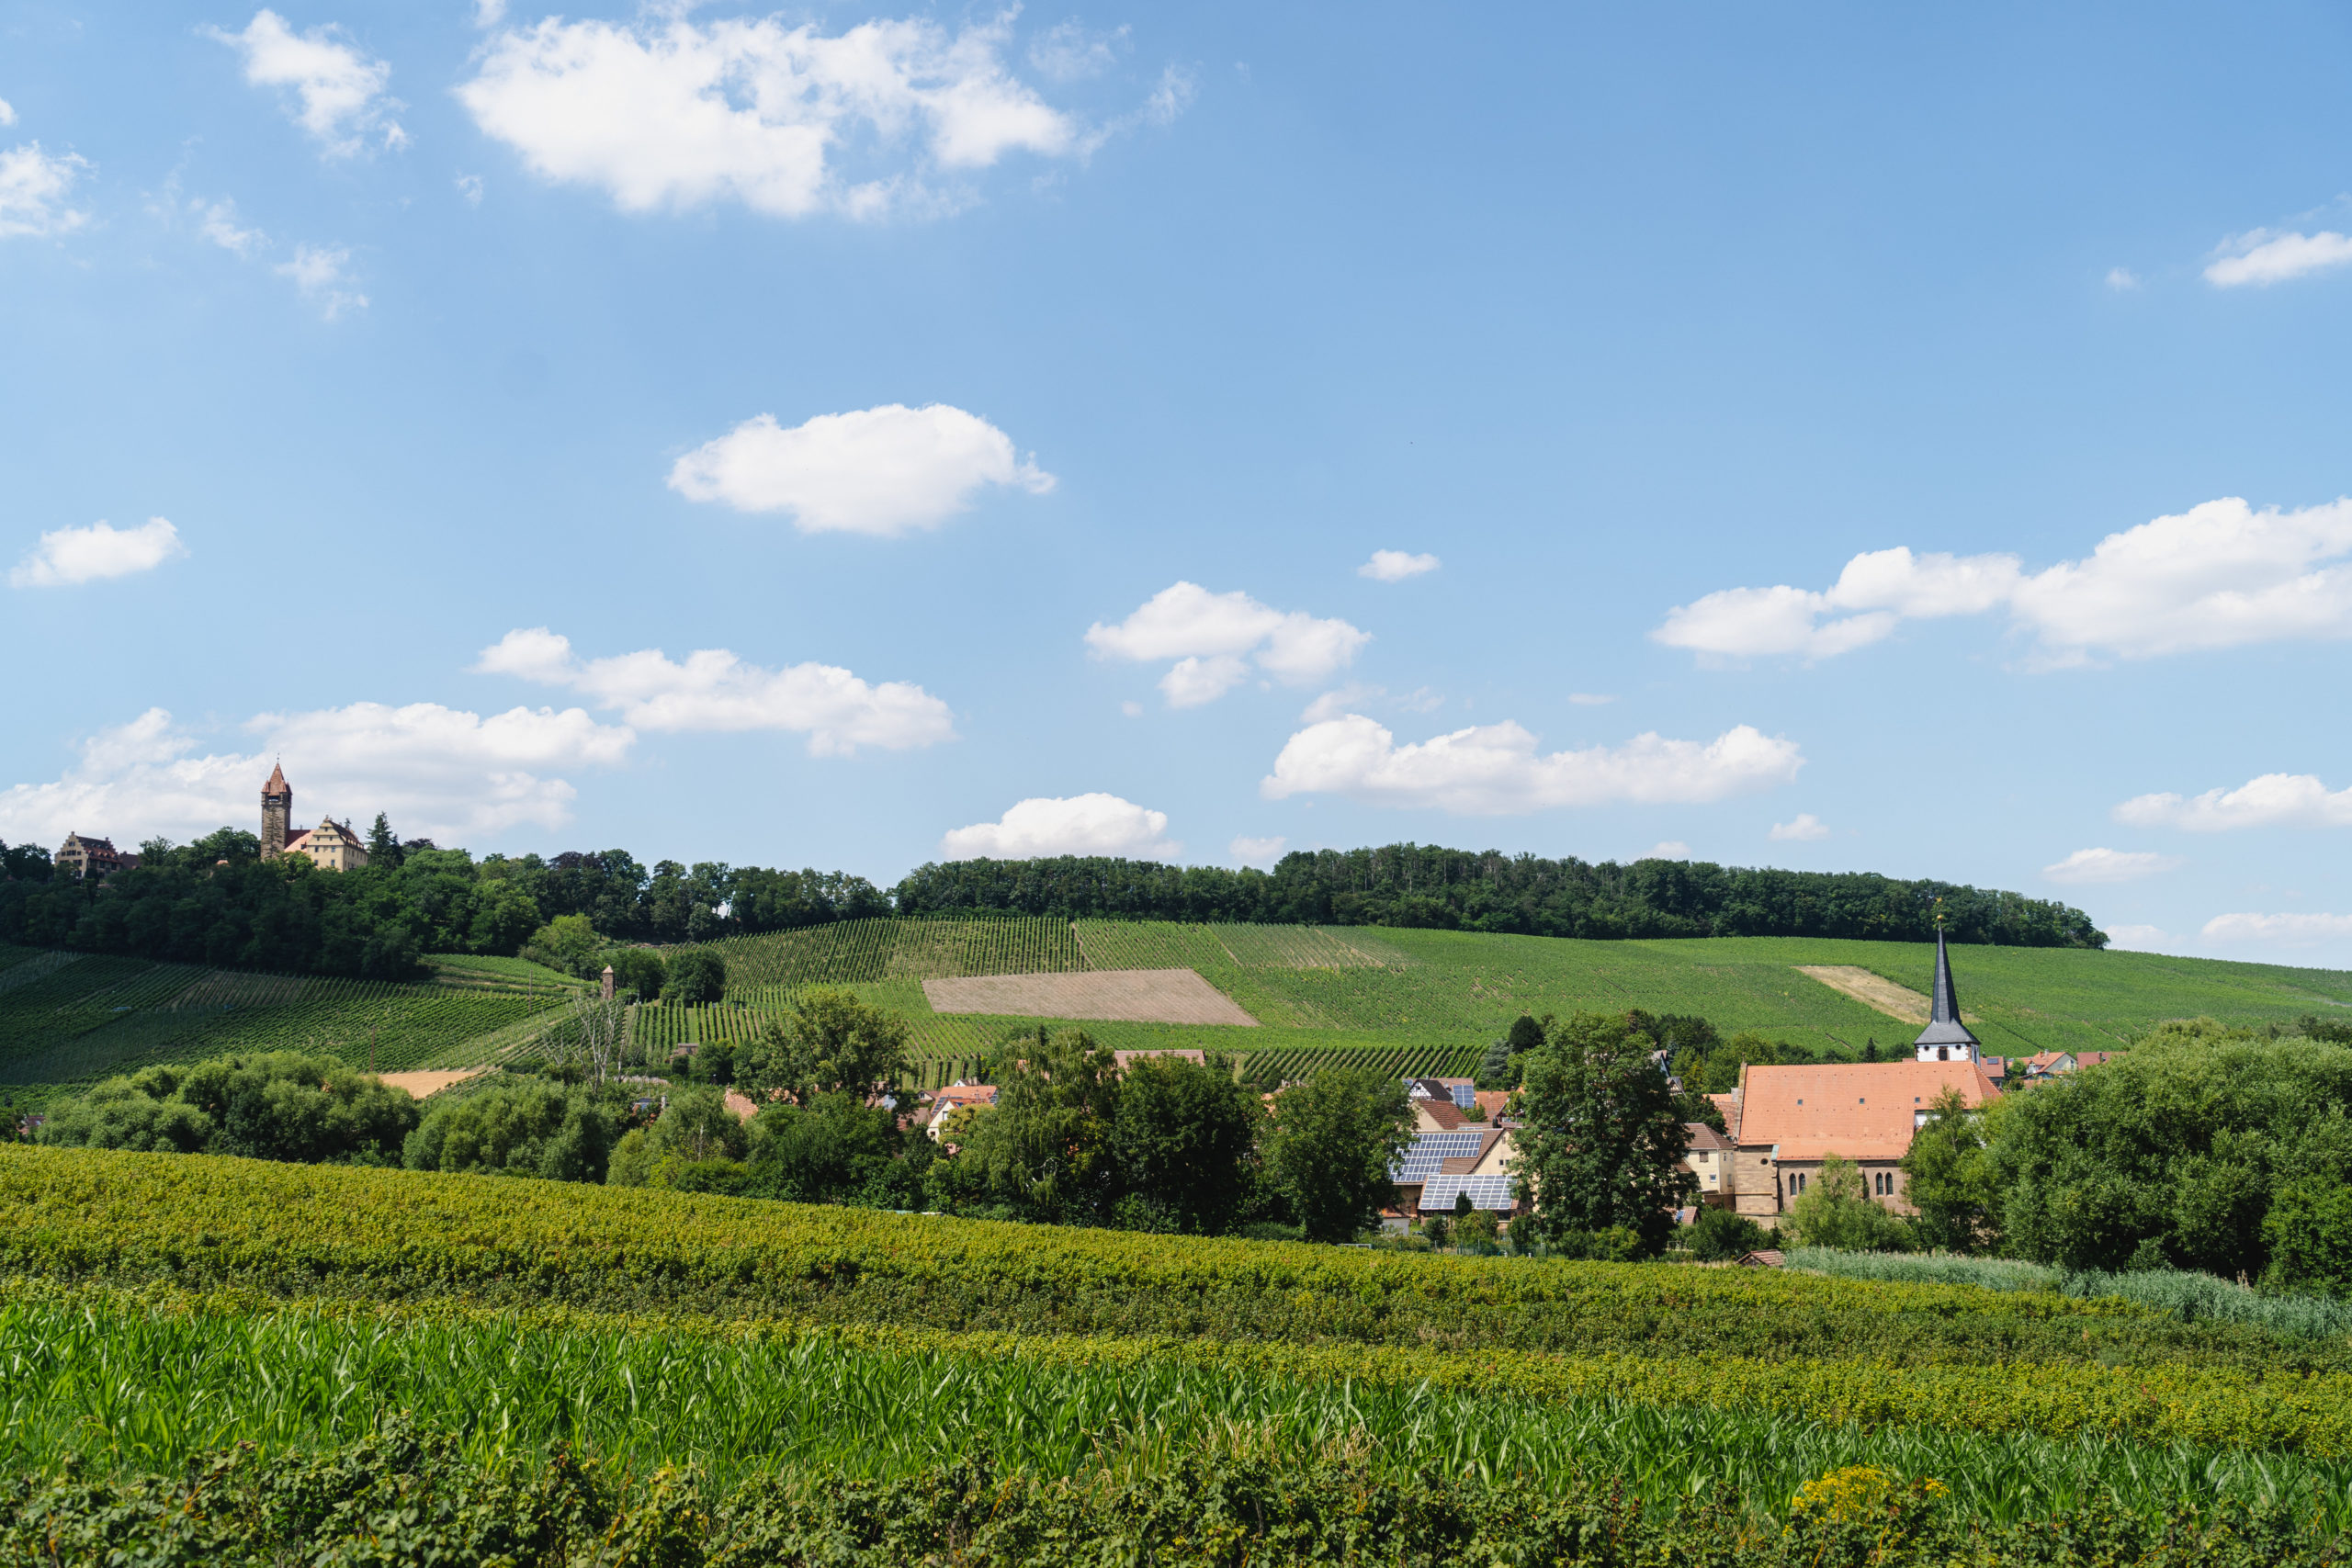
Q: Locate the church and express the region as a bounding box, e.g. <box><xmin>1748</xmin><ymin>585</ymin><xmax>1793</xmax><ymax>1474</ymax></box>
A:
<box><xmin>260</xmin><ymin>764</ymin><xmax>370</xmax><ymax>872</ymax></box>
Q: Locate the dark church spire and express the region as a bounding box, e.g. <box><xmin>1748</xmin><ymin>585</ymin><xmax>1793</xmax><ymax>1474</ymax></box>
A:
<box><xmin>1912</xmin><ymin>921</ymin><xmax>1981</xmax><ymax>1054</ymax></box>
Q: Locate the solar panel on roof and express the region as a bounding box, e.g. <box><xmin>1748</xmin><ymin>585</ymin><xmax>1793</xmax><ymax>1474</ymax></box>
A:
<box><xmin>1419</xmin><ymin>1174</ymin><xmax>1515</xmax><ymax>1212</ymax></box>
<box><xmin>1391</xmin><ymin>1132</ymin><xmax>1486</xmax><ymax>1181</ymax></box>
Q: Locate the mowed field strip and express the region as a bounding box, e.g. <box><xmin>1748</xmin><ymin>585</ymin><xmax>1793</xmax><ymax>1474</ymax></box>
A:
<box><xmin>1795</xmin><ymin>964</ymin><xmax>1940</xmax><ymax>1024</ymax></box>
<box><xmin>922</xmin><ymin>968</ymin><xmax>1260</xmax><ymax>1026</ymax></box>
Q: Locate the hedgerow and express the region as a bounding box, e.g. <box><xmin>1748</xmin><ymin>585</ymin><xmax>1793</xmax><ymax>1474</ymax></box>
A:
<box><xmin>4</xmin><ymin>1416</ymin><xmax>2342</xmax><ymax>1567</ymax></box>
<box><xmin>5</xmin><ymin>1146</ymin><xmax>2349</xmax><ymax>1389</ymax></box>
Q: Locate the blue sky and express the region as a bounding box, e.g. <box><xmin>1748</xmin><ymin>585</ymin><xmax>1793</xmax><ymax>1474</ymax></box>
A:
<box><xmin>7</xmin><ymin>2</ymin><xmax>2352</xmax><ymax>965</ymax></box>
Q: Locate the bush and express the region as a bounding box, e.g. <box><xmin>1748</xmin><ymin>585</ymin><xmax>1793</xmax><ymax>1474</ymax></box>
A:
<box><xmin>1783</xmin><ymin>1155</ymin><xmax>1915</xmax><ymax>1253</ymax></box>
<box><xmin>1688</xmin><ymin>1206</ymin><xmax>1771</xmax><ymax>1262</ymax></box>
<box><xmin>662</xmin><ymin>948</ymin><xmax>728</xmax><ymax>1005</ymax></box>
<box><xmin>2264</xmin><ymin>1178</ymin><xmax>2352</xmax><ymax>1300</ymax></box>
<box><xmin>402</xmin><ymin>1079</ymin><xmax>616</xmax><ymax>1183</ymax></box>
<box><xmin>37</xmin><ymin>1053</ymin><xmax>417</xmax><ymax>1166</ymax></box>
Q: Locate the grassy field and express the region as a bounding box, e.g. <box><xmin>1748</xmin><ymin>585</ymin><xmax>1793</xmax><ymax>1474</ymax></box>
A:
<box><xmin>7</xmin><ymin>1145</ymin><xmax>2352</xmax><ymax>1546</ymax></box>
<box><xmin>0</xmin><ymin>943</ymin><xmax>573</xmax><ymax>1103</ymax></box>
<box><xmin>650</xmin><ymin>918</ymin><xmax>2352</xmax><ymax>1083</ymax></box>
<box><xmin>9</xmin><ymin>919</ymin><xmax>2350</xmax><ymax>1099</ymax></box>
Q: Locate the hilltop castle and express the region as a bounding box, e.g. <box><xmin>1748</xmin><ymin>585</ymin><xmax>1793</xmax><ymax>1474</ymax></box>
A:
<box><xmin>260</xmin><ymin>764</ymin><xmax>369</xmax><ymax>872</ymax></box>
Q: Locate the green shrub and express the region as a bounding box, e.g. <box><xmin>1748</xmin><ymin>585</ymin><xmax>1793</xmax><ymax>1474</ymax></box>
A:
<box><xmin>1689</xmin><ymin>1207</ymin><xmax>1772</xmax><ymax>1262</ymax></box>
<box><xmin>2263</xmin><ymin>1178</ymin><xmax>2352</xmax><ymax>1300</ymax></box>
<box><xmin>38</xmin><ymin>1053</ymin><xmax>417</xmax><ymax>1166</ymax></box>
<box><xmin>402</xmin><ymin>1080</ymin><xmax>616</xmax><ymax>1183</ymax></box>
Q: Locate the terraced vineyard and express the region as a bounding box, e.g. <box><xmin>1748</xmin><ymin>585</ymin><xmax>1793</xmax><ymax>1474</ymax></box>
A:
<box><xmin>0</xmin><ymin>944</ymin><xmax>571</xmax><ymax>1100</ymax></box>
<box><xmin>658</xmin><ymin>919</ymin><xmax>2352</xmax><ymax>1085</ymax></box>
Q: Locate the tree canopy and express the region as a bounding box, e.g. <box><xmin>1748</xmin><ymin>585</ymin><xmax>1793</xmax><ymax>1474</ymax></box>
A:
<box><xmin>1509</xmin><ymin>1011</ymin><xmax>1696</xmax><ymax>1257</ymax></box>
<box><xmin>40</xmin><ymin>1052</ymin><xmax>417</xmax><ymax>1165</ymax></box>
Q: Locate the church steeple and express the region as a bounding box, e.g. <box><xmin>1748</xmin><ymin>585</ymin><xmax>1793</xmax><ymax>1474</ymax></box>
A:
<box><xmin>1913</xmin><ymin>922</ymin><xmax>1981</xmax><ymax>1061</ymax></box>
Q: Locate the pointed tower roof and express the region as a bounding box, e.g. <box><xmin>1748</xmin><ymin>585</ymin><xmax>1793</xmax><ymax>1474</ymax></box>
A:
<box><xmin>1912</xmin><ymin>926</ymin><xmax>1981</xmax><ymax>1049</ymax></box>
<box><xmin>265</xmin><ymin>762</ymin><xmax>289</xmax><ymax>795</ymax></box>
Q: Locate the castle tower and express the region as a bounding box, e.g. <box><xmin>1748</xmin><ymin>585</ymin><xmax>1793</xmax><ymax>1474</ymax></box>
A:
<box><xmin>1912</xmin><ymin>925</ymin><xmax>1981</xmax><ymax>1064</ymax></box>
<box><xmin>262</xmin><ymin>762</ymin><xmax>291</xmax><ymax>860</ymax></box>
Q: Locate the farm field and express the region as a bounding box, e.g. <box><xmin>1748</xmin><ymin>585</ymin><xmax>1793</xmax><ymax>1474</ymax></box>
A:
<box><xmin>6</xmin><ymin>1144</ymin><xmax>2352</xmax><ymax>1558</ymax></box>
<box><xmin>0</xmin><ymin>943</ymin><xmax>574</xmax><ymax>1102</ymax></box>
<box><xmin>650</xmin><ymin>917</ymin><xmax>2352</xmax><ymax>1082</ymax></box>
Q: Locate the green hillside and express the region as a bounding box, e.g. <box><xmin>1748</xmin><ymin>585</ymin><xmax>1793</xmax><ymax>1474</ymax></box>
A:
<box><xmin>6</xmin><ymin>919</ymin><xmax>2348</xmax><ymax>1101</ymax></box>
<box><xmin>649</xmin><ymin>918</ymin><xmax>2352</xmax><ymax>1085</ymax></box>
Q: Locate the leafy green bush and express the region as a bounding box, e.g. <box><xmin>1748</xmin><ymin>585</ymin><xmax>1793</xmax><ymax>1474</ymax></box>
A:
<box><xmin>1783</xmin><ymin>1155</ymin><xmax>1916</xmax><ymax>1252</ymax></box>
<box><xmin>37</xmin><ymin>1053</ymin><xmax>417</xmax><ymax>1165</ymax></box>
<box><xmin>2263</xmin><ymin>1178</ymin><xmax>2352</xmax><ymax>1300</ymax></box>
<box><xmin>402</xmin><ymin>1080</ymin><xmax>616</xmax><ymax>1183</ymax></box>
<box><xmin>1689</xmin><ymin>1206</ymin><xmax>1772</xmax><ymax>1262</ymax></box>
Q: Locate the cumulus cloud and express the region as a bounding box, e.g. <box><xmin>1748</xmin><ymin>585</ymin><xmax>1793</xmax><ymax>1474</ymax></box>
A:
<box><xmin>2201</xmin><ymin>911</ymin><xmax>2352</xmax><ymax>945</ymax></box>
<box><xmin>939</xmin><ymin>793</ymin><xmax>1178</xmax><ymax>861</ymax></box>
<box><xmin>1086</xmin><ymin>581</ymin><xmax>1370</xmax><ymax>707</ymax></box>
<box><xmin>11</xmin><ymin>518</ymin><xmax>186</xmax><ymax>589</ymax></box>
<box><xmin>1261</xmin><ymin>715</ymin><xmax>1801</xmax><ymax>815</ymax></box>
<box><xmin>668</xmin><ymin>404</ymin><xmax>1052</xmax><ymax>536</ymax></box>
<box><xmin>0</xmin><ymin>142</ymin><xmax>90</xmax><ymax>238</ymax></box>
<box><xmin>2041</xmin><ymin>847</ymin><xmax>2183</xmax><ymax>885</ymax></box>
<box><xmin>1770</xmin><ymin>813</ymin><xmax>1830</xmax><ymax>842</ymax></box>
<box><xmin>0</xmin><ymin>702</ymin><xmax>629</xmax><ymax>848</ymax></box>
<box><xmin>2204</xmin><ymin>229</ymin><xmax>2352</xmax><ymax>288</ymax></box>
<box><xmin>1655</xmin><ymin>498</ymin><xmax>2352</xmax><ymax>666</ymax></box>
<box><xmin>274</xmin><ymin>243</ymin><xmax>367</xmax><ymax>319</ymax></box>
<box><xmin>1359</xmin><ymin>548</ymin><xmax>1439</xmax><ymax>582</ymax></box>
<box><xmin>457</xmin><ymin>12</ymin><xmax>1115</xmax><ymax>220</ymax></box>
<box><xmin>1642</xmin><ymin>841</ymin><xmax>1691</xmax><ymax>861</ymax></box>
<box><xmin>2116</xmin><ymin>773</ymin><xmax>2352</xmax><ymax>832</ymax></box>
<box><xmin>1229</xmin><ymin>834</ymin><xmax>1285</xmax><ymax>867</ymax></box>
<box><xmin>209</xmin><ymin>10</ymin><xmax>406</xmax><ymax>156</ymax></box>
<box><xmin>475</xmin><ymin>626</ymin><xmax>954</xmax><ymax>756</ymax></box>
<box><xmin>198</xmin><ymin>198</ymin><xmax>266</xmax><ymax>256</ymax></box>
<box><xmin>2105</xmin><ymin>267</ymin><xmax>2139</xmax><ymax>290</ymax></box>
<box><xmin>0</xmin><ymin>99</ymin><xmax>14</xmax><ymax>126</ymax></box>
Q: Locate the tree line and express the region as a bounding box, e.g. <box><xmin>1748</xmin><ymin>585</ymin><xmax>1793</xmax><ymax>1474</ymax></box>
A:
<box><xmin>893</xmin><ymin>846</ymin><xmax>2106</xmax><ymax>947</ymax></box>
<box><xmin>0</xmin><ymin>825</ymin><xmax>2100</xmax><ymax>985</ymax></box>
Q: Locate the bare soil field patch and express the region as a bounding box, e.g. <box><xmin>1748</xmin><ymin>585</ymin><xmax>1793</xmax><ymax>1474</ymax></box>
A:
<box><xmin>922</xmin><ymin>969</ymin><xmax>1259</xmax><ymax>1026</ymax></box>
<box><xmin>377</xmin><ymin>1067</ymin><xmax>489</xmax><ymax>1099</ymax></box>
<box><xmin>1793</xmin><ymin>965</ymin><xmax>1945</xmax><ymax>1025</ymax></box>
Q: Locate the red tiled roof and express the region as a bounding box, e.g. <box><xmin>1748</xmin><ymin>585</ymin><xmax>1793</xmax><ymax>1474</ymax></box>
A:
<box><xmin>1418</xmin><ymin>1100</ymin><xmax>1470</xmax><ymax>1130</ymax></box>
<box><xmin>1709</xmin><ymin>1092</ymin><xmax>1740</xmax><ymax>1140</ymax></box>
<box><xmin>1736</xmin><ymin>1059</ymin><xmax>1998</xmax><ymax>1160</ymax></box>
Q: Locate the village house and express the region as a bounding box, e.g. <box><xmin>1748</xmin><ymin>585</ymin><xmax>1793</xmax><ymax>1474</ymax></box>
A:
<box><xmin>1721</xmin><ymin>929</ymin><xmax>2001</xmax><ymax>1225</ymax></box>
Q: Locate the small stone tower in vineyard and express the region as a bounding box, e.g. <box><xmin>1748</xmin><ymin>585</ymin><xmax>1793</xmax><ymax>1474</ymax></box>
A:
<box><xmin>261</xmin><ymin>762</ymin><xmax>292</xmax><ymax>860</ymax></box>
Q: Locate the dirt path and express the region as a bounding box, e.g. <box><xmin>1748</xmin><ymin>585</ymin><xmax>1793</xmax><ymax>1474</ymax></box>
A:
<box><xmin>923</xmin><ymin>969</ymin><xmax>1259</xmax><ymax>1026</ymax></box>
<box><xmin>1793</xmin><ymin>965</ymin><xmax>1940</xmax><ymax>1025</ymax></box>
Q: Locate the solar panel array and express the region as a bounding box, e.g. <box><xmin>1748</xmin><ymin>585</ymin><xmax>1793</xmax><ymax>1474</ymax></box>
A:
<box><xmin>1391</xmin><ymin>1132</ymin><xmax>1487</xmax><ymax>1182</ymax></box>
<box><xmin>1450</xmin><ymin>1084</ymin><xmax>1477</xmax><ymax>1109</ymax></box>
<box><xmin>1419</xmin><ymin>1174</ymin><xmax>1516</xmax><ymax>1212</ymax></box>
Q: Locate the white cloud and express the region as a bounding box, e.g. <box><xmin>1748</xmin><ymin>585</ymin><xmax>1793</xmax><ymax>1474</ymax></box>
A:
<box><xmin>210</xmin><ymin>10</ymin><xmax>406</xmax><ymax>157</ymax></box>
<box><xmin>0</xmin><ymin>702</ymin><xmax>630</xmax><ymax>848</ymax></box>
<box><xmin>1029</xmin><ymin>21</ymin><xmax>1125</xmax><ymax>81</ymax></box>
<box><xmin>2116</xmin><ymin>772</ymin><xmax>2352</xmax><ymax>831</ymax></box>
<box><xmin>2041</xmin><ymin>846</ymin><xmax>2183</xmax><ymax>885</ymax></box>
<box><xmin>1770</xmin><ymin>812</ymin><xmax>1830</xmax><ymax>842</ymax></box>
<box><xmin>473</xmin><ymin>0</ymin><xmax>506</xmax><ymax>28</ymax></box>
<box><xmin>457</xmin><ymin>12</ymin><xmax>1091</xmax><ymax>220</ymax></box>
<box><xmin>2201</xmin><ymin>911</ymin><xmax>2352</xmax><ymax>945</ymax></box>
<box><xmin>1359</xmin><ymin>548</ymin><xmax>1439</xmax><ymax>582</ymax></box>
<box><xmin>274</xmin><ymin>243</ymin><xmax>367</xmax><ymax>319</ymax></box>
<box><xmin>1656</xmin><ymin>498</ymin><xmax>2352</xmax><ymax>666</ymax></box>
<box><xmin>2105</xmin><ymin>267</ymin><xmax>2139</xmax><ymax>290</ymax></box>
<box><xmin>668</xmin><ymin>404</ymin><xmax>1052</xmax><ymax>536</ymax></box>
<box><xmin>0</xmin><ymin>142</ymin><xmax>90</xmax><ymax>239</ymax></box>
<box><xmin>456</xmin><ymin>173</ymin><xmax>484</xmax><ymax>206</ymax></box>
<box><xmin>1086</xmin><ymin>581</ymin><xmax>1369</xmax><ymax>707</ymax></box>
<box><xmin>939</xmin><ymin>794</ymin><xmax>1177</xmax><ymax>861</ymax></box>
<box><xmin>2102</xmin><ymin>924</ymin><xmax>2178</xmax><ymax>952</ymax></box>
<box><xmin>10</xmin><ymin>518</ymin><xmax>186</xmax><ymax>589</ymax></box>
<box><xmin>198</xmin><ymin>198</ymin><xmax>266</xmax><ymax>256</ymax></box>
<box><xmin>1642</xmin><ymin>841</ymin><xmax>1691</xmax><ymax>861</ymax></box>
<box><xmin>1261</xmin><ymin>715</ymin><xmax>1802</xmax><ymax>815</ymax></box>
<box><xmin>0</xmin><ymin>99</ymin><xmax>15</xmax><ymax>127</ymax></box>
<box><xmin>475</xmin><ymin>626</ymin><xmax>954</xmax><ymax>757</ymax></box>
<box><xmin>2204</xmin><ymin>229</ymin><xmax>2352</xmax><ymax>288</ymax></box>
<box><xmin>1120</xmin><ymin>700</ymin><xmax>1143</xmax><ymax>717</ymax></box>
<box><xmin>1229</xmin><ymin>834</ymin><xmax>1286</xmax><ymax>867</ymax></box>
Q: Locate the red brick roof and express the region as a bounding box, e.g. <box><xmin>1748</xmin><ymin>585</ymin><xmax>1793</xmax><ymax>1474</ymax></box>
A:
<box><xmin>1736</xmin><ymin>1059</ymin><xmax>1998</xmax><ymax>1160</ymax></box>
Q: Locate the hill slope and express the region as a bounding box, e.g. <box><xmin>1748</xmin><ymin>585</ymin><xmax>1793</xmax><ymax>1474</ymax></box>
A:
<box><xmin>650</xmin><ymin>919</ymin><xmax>2352</xmax><ymax>1084</ymax></box>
